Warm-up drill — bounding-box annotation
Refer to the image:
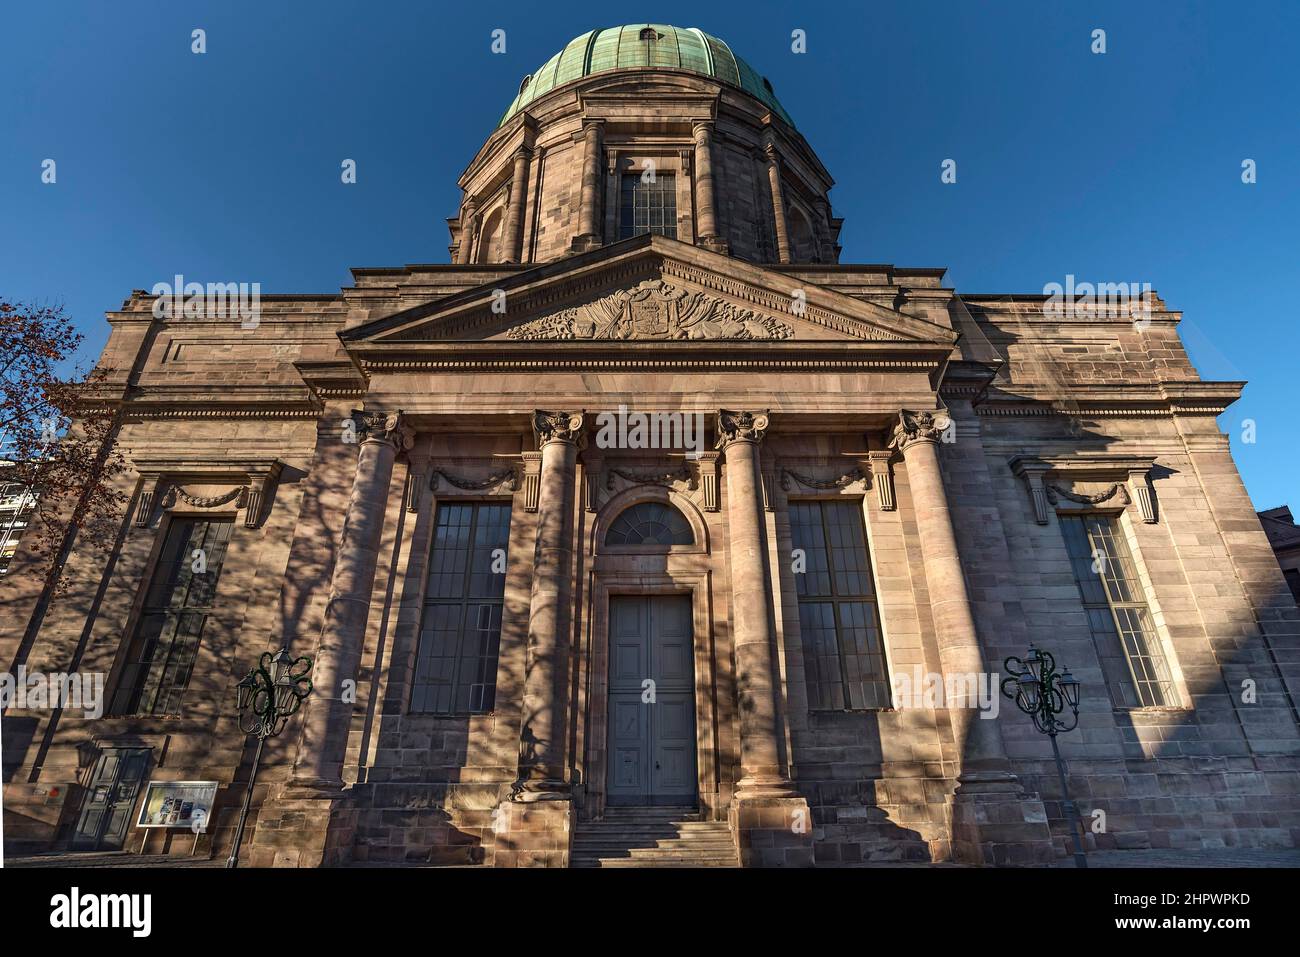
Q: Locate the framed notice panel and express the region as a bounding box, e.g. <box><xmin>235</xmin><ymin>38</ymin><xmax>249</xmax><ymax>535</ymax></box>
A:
<box><xmin>136</xmin><ymin>780</ymin><xmax>218</xmax><ymax>829</ymax></box>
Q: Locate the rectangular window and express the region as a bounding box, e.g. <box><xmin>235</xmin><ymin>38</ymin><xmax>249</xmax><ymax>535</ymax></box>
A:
<box><xmin>1060</xmin><ymin>514</ymin><xmax>1175</xmax><ymax>708</ymax></box>
<box><xmin>619</xmin><ymin>172</ymin><xmax>677</xmax><ymax>240</ymax></box>
<box><xmin>789</xmin><ymin>500</ymin><xmax>890</xmax><ymax>710</ymax></box>
<box><xmin>112</xmin><ymin>519</ymin><xmax>233</xmax><ymax>716</ymax></box>
<box><xmin>410</xmin><ymin>502</ymin><xmax>510</xmax><ymax>714</ymax></box>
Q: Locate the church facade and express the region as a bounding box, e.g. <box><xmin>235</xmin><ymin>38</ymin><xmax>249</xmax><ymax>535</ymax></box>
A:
<box><xmin>3</xmin><ymin>24</ymin><xmax>1298</xmax><ymax>867</ymax></box>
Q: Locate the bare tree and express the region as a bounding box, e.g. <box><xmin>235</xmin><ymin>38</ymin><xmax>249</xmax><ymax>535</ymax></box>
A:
<box><xmin>0</xmin><ymin>299</ymin><xmax>127</xmax><ymax>597</ymax></box>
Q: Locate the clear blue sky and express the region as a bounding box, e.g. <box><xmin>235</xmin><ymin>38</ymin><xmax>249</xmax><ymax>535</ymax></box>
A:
<box><xmin>1</xmin><ymin>1</ymin><xmax>1295</xmax><ymax>509</ymax></box>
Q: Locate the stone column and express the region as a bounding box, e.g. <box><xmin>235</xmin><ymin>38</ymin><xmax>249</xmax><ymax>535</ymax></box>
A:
<box><xmin>762</xmin><ymin>140</ymin><xmax>791</xmax><ymax>264</ymax></box>
<box><xmin>503</xmin><ymin>148</ymin><xmax>530</xmax><ymax>263</ymax></box>
<box><xmin>515</xmin><ymin>410</ymin><xmax>584</xmax><ymax>800</ymax></box>
<box><xmin>891</xmin><ymin>410</ymin><xmax>1011</xmax><ymax>780</ymax></box>
<box><xmin>692</xmin><ymin>121</ymin><xmax>722</xmax><ymax>247</ymax></box>
<box><xmin>572</xmin><ymin>120</ymin><xmax>603</xmax><ymax>251</ymax></box>
<box><xmin>497</xmin><ymin>411</ymin><xmax>583</xmax><ymax>868</ymax></box>
<box><xmin>456</xmin><ymin>200</ymin><xmax>477</xmax><ymax>264</ymax></box>
<box><xmin>290</xmin><ymin>410</ymin><xmax>412</xmax><ymax>794</ymax></box>
<box><xmin>717</xmin><ymin>409</ymin><xmax>813</xmax><ymax>867</ymax></box>
<box><xmin>891</xmin><ymin>409</ymin><xmax>1055</xmax><ymax>865</ymax></box>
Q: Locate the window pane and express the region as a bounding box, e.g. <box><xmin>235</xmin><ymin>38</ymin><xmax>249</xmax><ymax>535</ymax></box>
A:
<box><xmin>619</xmin><ymin>173</ymin><xmax>677</xmax><ymax>239</ymax></box>
<box><xmin>114</xmin><ymin>519</ymin><xmax>233</xmax><ymax>716</ymax></box>
<box><xmin>605</xmin><ymin>501</ymin><xmax>693</xmax><ymax>547</ymax></box>
<box><xmin>1060</xmin><ymin>514</ymin><xmax>1172</xmax><ymax>708</ymax></box>
<box><xmin>790</xmin><ymin>500</ymin><xmax>888</xmax><ymax>711</ymax></box>
<box><xmin>411</xmin><ymin>503</ymin><xmax>510</xmax><ymax>714</ymax></box>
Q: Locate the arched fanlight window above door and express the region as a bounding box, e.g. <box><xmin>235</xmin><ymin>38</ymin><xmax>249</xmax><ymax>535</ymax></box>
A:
<box><xmin>604</xmin><ymin>501</ymin><xmax>694</xmax><ymax>547</ymax></box>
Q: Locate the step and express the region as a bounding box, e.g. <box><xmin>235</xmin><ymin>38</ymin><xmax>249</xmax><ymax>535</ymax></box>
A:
<box><xmin>574</xmin><ymin>835</ymin><xmax>733</xmax><ymax>845</ymax></box>
<box><xmin>577</xmin><ymin>842</ymin><xmax>730</xmax><ymax>849</ymax></box>
<box><xmin>575</xmin><ymin>858</ymin><xmax>740</xmax><ymax>868</ymax></box>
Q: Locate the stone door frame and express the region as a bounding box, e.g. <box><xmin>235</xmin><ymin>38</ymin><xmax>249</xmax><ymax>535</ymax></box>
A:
<box><xmin>582</xmin><ymin>571</ymin><xmax>718</xmax><ymax>821</ymax></box>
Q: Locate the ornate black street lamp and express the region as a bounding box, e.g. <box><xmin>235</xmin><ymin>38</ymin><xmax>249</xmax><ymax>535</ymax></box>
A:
<box><xmin>1001</xmin><ymin>645</ymin><xmax>1087</xmax><ymax>868</ymax></box>
<box><xmin>226</xmin><ymin>647</ymin><xmax>313</xmax><ymax>869</ymax></box>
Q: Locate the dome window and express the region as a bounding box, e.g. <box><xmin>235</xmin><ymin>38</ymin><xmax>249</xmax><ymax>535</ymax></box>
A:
<box><xmin>518</xmin><ymin>74</ymin><xmax>532</xmax><ymax>95</ymax></box>
<box><xmin>639</xmin><ymin>27</ymin><xmax>659</xmax><ymax>41</ymax></box>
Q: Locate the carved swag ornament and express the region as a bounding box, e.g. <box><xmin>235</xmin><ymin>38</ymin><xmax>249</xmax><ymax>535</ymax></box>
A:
<box><xmin>507</xmin><ymin>279</ymin><xmax>795</xmax><ymax>341</ymax></box>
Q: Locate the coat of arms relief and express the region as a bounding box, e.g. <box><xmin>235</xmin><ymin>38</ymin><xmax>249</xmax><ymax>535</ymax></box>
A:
<box><xmin>505</xmin><ymin>279</ymin><xmax>795</xmax><ymax>341</ymax></box>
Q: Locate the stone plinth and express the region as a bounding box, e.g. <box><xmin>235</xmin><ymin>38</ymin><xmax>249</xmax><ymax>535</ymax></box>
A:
<box><xmin>247</xmin><ymin>794</ymin><xmax>358</xmax><ymax>868</ymax></box>
<box><xmin>730</xmin><ymin>796</ymin><xmax>815</xmax><ymax>868</ymax></box>
<box><xmin>947</xmin><ymin>782</ymin><xmax>1057</xmax><ymax>866</ymax></box>
<box><xmin>493</xmin><ymin>799</ymin><xmax>572</xmax><ymax>868</ymax></box>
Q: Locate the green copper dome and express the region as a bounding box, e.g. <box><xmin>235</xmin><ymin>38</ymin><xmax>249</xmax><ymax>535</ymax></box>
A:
<box><xmin>498</xmin><ymin>25</ymin><xmax>794</xmax><ymax>128</ymax></box>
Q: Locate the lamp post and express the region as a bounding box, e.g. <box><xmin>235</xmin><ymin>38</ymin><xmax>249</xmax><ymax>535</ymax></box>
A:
<box><xmin>227</xmin><ymin>647</ymin><xmax>313</xmax><ymax>869</ymax></box>
<box><xmin>1001</xmin><ymin>644</ymin><xmax>1087</xmax><ymax>869</ymax></box>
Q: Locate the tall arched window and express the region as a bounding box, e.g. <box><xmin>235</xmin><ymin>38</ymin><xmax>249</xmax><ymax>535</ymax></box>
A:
<box><xmin>604</xmin><ymin>501</ymin><xmax>694</xmax><ymax>547</ymax></box>
<box><xmin>477</xmin><ymin>207</ymin><xmax>504</xmax><ymax>263</ymax></box>
<box><xmin>789</xmin><ymin>207</ymin><xmax>818</xmax><ymax>263</ymax></box>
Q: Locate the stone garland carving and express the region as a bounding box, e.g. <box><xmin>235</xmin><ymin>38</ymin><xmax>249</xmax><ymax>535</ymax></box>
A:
<box><xmin>1044</xmin><ymin>484</ymin><xmax>1130</xmax><ymax>506</ymax></box>
<box><xmin>605</xmin><ymin>465</ymin><xmax>698</xmax><ymax>492</ymax></box>
<box><xmin>780</xmin><ymin>467</ymin><xmax>866</xmax><ymax>491</ymax></box>
<box><xmin>506</xmin><ymin>279</ymin><xmax>794</xmax><ymax>341</ymax></box>
<box><xmin>715</xmin><ymin>409</ymin><xmax>770</xmax><ymax>448</ymax></box>
<box><xmin>163</xmin><ymin>485</ymin><xmax>248</xmax><ymax>509</ymax></box>
<box><xmin>429</xmin><ymin>468</ymin><xmax>519</xmax><ymax>493</ymax></box>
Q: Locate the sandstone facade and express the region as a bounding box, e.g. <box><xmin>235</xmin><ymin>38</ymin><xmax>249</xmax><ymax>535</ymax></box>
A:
<box><xmin>3</xmin><ymin>24</ymin><xmax>1297</xmax><ymax>867</ymax></box>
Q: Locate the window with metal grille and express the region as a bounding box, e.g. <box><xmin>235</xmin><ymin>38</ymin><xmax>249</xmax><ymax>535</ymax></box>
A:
<box><xmin>1060</xmin><ymin>514</ymin><xmax>1175</xmax><ymax>708</ymax></box>
<box><xmin>789</xmin><ymin>500</ymin><xmax>890</xmax><ymax>710</ymax></box>
<box><xmin>604</xmin><ymin>501</ymin><xmax>694</xmax><ymax>547</ymax></box>
<box><xmin>619</xmin><ymin>172</ymin><xmax>677</xmax><ymax>239</ymax></box>
<box><xmin>410</xmin><ymin>502</ymin><xmax>510</xmax><ymax>714</ymax></box>
<box><xmin>111</xmin><ymin>519</ymin><xmax>233</xmax><ymax>716</ymax></box>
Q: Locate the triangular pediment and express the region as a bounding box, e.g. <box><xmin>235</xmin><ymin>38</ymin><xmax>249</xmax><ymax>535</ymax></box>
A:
<box><xmin>341</xmin><ymin>235</ymin><xmax>956</xmax><ymax>348</ymax></box>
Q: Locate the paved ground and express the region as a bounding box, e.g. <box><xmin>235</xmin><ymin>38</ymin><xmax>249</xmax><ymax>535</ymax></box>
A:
<box><xmin>6</xmin><ymin>848</ymin><xmax>1299</xmax><ymax>868</ymax></box>
<box><xmin>1050</xmin><ymin>848</ymin><xmax>1300</xmax><ymax>868</ymax></box>
<box><xmin>6</xmin><ymin>852</ymin><xmax>222</xmax><ymax>868</ymax></box>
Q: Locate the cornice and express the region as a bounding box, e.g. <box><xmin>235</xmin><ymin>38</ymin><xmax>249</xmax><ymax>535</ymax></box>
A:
<box><xmin>1009</xmin><ymin>453</ymin><xmax>1158</xmax><ymax>479</ymax></box>
<box><xmin>350</xmin><ymin>340</ymin><xmax>950</xmax><ymax>375</ymax></box>
<box><xmin>974</xmin><ymin>380</ymin><xmax>1243</xmax><ymax>419</ymax></box>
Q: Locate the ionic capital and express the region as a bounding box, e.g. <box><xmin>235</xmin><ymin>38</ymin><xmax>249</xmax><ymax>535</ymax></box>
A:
<box><xmin>715</xmin><ymin>409</ymin><xmax>771</xmax><ymax>449</ymax></box>
<box><xmin>890</xmin><ymin>409</ymin><xmax>951</xmax><ymax>451</ymax></box>
<box><xmin>352</xmin><ymin>409</ymin><xmax>414</xmax><ymax>451</ymax></box>
<box><xmin>533</xmin><ymin>409</ymin><xmax>586</xmax><ymax>448</ymax></box>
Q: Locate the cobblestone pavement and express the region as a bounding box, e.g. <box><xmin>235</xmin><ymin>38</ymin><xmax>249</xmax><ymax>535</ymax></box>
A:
<box><xmin>5</xmin><ymin>848</ymin><xmax>1298</xmax><ymax>868</ymax></box>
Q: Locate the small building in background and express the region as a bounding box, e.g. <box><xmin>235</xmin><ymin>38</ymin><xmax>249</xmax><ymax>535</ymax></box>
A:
<box><xmin>1259</xmin><ymin>506</ymin><xmax>1300</xmax><ymax>605</ymax></box>
<box><xmin>0</xmin><ymin>468</ymin><xmax>37</xmax><ymax>576</ymax></box>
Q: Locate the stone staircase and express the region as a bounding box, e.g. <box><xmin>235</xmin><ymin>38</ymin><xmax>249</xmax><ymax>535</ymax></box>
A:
<box><xmin>571</xmin><ymin>807</ymin><xmax>740</xmax><ymax>868</ymax></box>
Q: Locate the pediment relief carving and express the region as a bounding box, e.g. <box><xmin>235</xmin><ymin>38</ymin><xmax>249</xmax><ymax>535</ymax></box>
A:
<box><xmin>349</xmin><ymin>239</ymin><xmax>958</xmax><ymax>347</ymax></box>
<box><xmin>504</xmin><ymin>279</ymin><xmax>794</xmax><ymax>341</ymax></box>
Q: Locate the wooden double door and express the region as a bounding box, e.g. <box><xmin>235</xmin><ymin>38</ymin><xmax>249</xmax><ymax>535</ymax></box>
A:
<box><xmin>606</xmin><ymin>595</ymin><xmax>698</xmax><ymax>806</ymax></box>
<box><xmin>71</xmin><ymin>747</ymin><xmax>151</xmax><ymax>851</ymax></box>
